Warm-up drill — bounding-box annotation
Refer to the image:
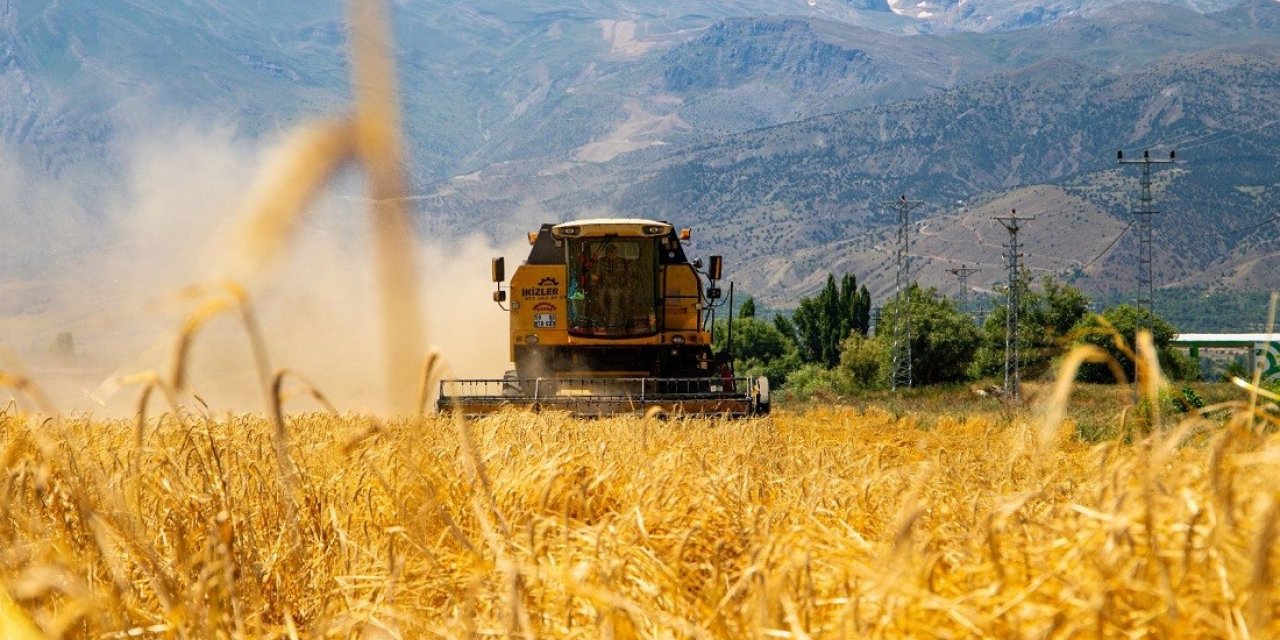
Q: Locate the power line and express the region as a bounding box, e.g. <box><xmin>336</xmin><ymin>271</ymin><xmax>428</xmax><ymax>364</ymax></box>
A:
<box><xmin>1147</xmin><ymin>117</ymin><xmax>1280</xmax><ymax>155</ymax></box>
<box><xmin>1079</xmin><ymin>220</ymin><xmax>1134</xmax><ymax>272</ymax></box>
<box><xmin>1199</xmin><ymin>213</ymin><xmax>1280</xmax><ymax>238</ymax></box>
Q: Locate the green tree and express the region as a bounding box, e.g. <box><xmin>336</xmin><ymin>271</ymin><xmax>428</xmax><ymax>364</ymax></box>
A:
<box><xmin>1075</xmin><ymin>305</ymin><xmax>1194</xmax><ymax>383</ymax></box>
<box><xmin>713</xmin><ymin>317</ymin><xmax>801</xmax><ymax>387</ymax></box>
<box><xmin>745</xmin><ymin>352</ymin><xmax>806</xmax><ymax>390</ymax></box>
<box><xmin>773</xmin><ymin>314</ymin><xmax>796</xmax><ymax>343</ymax></box>
<box><xmin>877</xmin><ymin>283</ymin><xmax>981</xmax><ymax>385</ymax></box>
<box><xmin>739</xmin><ymin>296</ymin><xmax>756</xmax><ymax>319</ymax></box>
<box><xmin>790</xmin><ymin>273</ymin><xmax>872</xmax><ymax>368</ymax></box>
<box><xmin>714</xmin><ymin>317</ymin><xmax>790</xmax><ymax>362</ymax></box>
<box><xmin>838</xmin><ymin>332</ymin><xmax>889</xmax><ymax>390</ymax></box>
<box><xmin>792</xmin><ymin>294</ymin><xmax>827</xmax><ymax>365</ymax></box>
<box><xmin>976</xmin><ymin>274</ymin><xmax>1091</xmax><ymax>379</ymax></box>
<box><xmin>857</xmin><ymin>284</ymin><xmax>872</xmax><ymax>336</ymax></box>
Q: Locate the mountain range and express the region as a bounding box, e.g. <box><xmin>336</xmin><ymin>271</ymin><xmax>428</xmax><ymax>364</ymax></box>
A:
<box><xmin>413</xmin><ymin>0</ymin><xmax>1280</xmax><ymax>307</ymax></box>
<box><xmin>2</xmin><ymin>0</ymin><xmax>1279</xmax><ymax>316</ymax></box>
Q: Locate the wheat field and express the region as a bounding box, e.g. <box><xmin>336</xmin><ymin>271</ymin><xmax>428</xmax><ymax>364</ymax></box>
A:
<box><xmin>1</xmin><ymin>390</ymin><xmax>1278</xmax><ymax>638</ymax></box>
<box><xmin>3</xmin><ymin>0</ymin><xmax>1279</xmax><ymax>637</ymax></box>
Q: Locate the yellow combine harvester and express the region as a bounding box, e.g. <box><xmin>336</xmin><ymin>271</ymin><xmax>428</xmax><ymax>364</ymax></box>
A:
<box><xmin>437</xmin><ymin>218</ymin><xmax>769</xmax><ymax>417</ymax></box>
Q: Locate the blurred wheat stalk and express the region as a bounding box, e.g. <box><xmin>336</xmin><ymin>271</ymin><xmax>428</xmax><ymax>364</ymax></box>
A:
<box><xmin>200</xmin><ymin>0</ymin><xmax>424</xmax><ymax>416</ymax></box>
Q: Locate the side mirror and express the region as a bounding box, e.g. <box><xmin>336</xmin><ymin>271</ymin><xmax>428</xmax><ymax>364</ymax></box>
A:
<box><xmin>708</xmin><ymin>255</ymin><xmax>723</xmax><ymax>281</ymax></box>
<box><xmin>493</xmin><ymin>290</ymin><xmax>507</xmax><ymax>303</ymax></box>
<box><xmin>491</xmin><ymin>257</ymin><xmax>505</xmax><ymax>283</ymax></box>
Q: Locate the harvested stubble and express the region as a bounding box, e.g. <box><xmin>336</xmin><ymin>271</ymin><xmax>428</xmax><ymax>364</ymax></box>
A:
<box><xmin>1</xmin><ymin>402</ymin><xmax>1277</xmax><ymax>638</ymax></box>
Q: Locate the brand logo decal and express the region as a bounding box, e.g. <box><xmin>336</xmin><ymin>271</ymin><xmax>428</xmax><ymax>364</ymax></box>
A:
<box><xmin>522</xmin><ymin>277</ymin><xmax>560</xmax><ymax>299</ymax></box>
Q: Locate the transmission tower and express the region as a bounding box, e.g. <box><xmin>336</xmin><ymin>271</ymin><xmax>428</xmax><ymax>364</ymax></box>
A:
<box><xmin>1117</xmin><ymin>149</ymin><xmax>1176</xmax><ymax>328</ymax></box>
<box><xmin>995</xmin><ymin>210</ymin><xmax>1034</xmax><ymax>400</ymax></box>
<box><xmin>947</xmin><ymin>265</ymin><xmax>981</xmax><ymax>318</ymax></box>
<box><xmin>887</xmin><ymin>194</ymin><xmax>923</xmax><ymax>390</ymax></box>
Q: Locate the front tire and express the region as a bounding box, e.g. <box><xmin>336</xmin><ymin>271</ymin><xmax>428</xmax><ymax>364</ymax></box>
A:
<box><xmin>754</xmin><ymin>376</ymin><xmax>771</xmax><ymax>415</ymax></box>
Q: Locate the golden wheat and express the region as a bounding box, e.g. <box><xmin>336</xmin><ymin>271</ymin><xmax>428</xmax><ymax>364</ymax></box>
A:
<box><xmin>3</xmin><ymin>0</ymin><xmax>1279</xmax><ymax>637</ymax></box>
<box><xmin>0</xmin><ymin>396</ymin><xmax>1277</xmax><ymax>638</ymax></box>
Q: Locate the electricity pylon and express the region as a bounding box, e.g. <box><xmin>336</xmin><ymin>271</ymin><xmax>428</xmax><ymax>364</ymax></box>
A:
<box><xmin>995</xmin><ymin>210</ymin><xmax>1034</xmax><ymax>400</ymax></box>
<box><xmin>947</xmin><ymin>265</ymin><xmax>981</xmax><ymax>318</ymax></box>
<box><xmin>887</xmin><ymin>195</ymin><xmax>923</xmax><ymax>390</ymax></box>
<box><xmin>1117</xmin><ymin>149</ymin><xmax>1176</xmax><ymax>328</ymax></box>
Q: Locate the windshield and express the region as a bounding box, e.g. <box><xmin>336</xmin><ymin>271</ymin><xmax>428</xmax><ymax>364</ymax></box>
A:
<box><xmin>566</xmin><ymin>237</ymin><xmax>657</xmax><ymax>337</ymax></box>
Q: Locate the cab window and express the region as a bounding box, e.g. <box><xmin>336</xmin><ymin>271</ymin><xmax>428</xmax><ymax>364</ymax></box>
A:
<box><xmin>565</xmin><ymin>238</ymin><xmax>657</xmax><ymax>337</ymax></box>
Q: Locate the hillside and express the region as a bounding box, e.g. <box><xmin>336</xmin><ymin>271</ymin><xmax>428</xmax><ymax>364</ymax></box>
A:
<box><xmin>416</xmin><ymin>38</ymin><xmax>1280</xmax><ymax>306</ymax></box>
<box><xmin>654</xmin><ymin>2</ymin><xmax>1276</xmax><ymax>132</ymax></box>
<box><xmin>1</xmin><ymin>0</ymin><xmax>1278</xmax><ymax>321</ymax></box>
<box><xmin>0</xmin><ymin>0</ymin><xmax>1267</xmax><ymax>183</ymax></box>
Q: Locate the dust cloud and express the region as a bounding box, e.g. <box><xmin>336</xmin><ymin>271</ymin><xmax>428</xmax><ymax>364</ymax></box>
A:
<box><xmin>0</xmin><ymin>124</ymin><xmax>527</xmax><ymax>417</ymax></box>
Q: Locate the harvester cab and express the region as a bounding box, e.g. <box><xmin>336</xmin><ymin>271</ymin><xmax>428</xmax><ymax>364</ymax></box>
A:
<box><xmin>437</xmin><ymin>218</ymin><xmax>770</xmax><ymax>417</ymax></box>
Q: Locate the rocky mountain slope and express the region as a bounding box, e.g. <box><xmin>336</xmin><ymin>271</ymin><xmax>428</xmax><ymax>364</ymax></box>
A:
<box><xmin>1</xmin><ymin>0</ymin><xmax>1277</xmax><ymax>312</ymax></box>
<box><xmin>416</xmin><ymin>34</ymin><xmax>1280</xmax><ymax>305</ymax></box>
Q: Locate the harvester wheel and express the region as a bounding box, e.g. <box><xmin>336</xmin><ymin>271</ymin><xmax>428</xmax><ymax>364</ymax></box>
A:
<box><xmin>644</xmin><ymin>405</ymin><xmax>670</xmax><ymax>421</ymax></box>
<box><xmin>755</xmin><ymin>376</ymin><xmax>771</xmax><ymax>416</ymax></box>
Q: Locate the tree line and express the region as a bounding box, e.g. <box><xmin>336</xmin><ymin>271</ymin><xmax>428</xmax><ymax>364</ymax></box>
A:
<box><xmin>714</xmin><ymin>271</ymin><xmax>1196</xmax><ymax>396</ymax></box>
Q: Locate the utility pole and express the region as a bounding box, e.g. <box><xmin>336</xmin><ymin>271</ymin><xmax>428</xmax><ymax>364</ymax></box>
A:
<box><xmin>995</xmin><ymin>210</ymin><xmax>1034</xmax><ymax>400</ymax></box>
<box><xmin>947</xmin><ymin>265</ymin><xmax>981</xmax><ymax>318</ymax></box>
<box><xmin>1117</xmin><ymin>149</ymin><xmax>1176</xmax><ymax>328</ymax></box>
<box><xmin>886</xmin><ymin>194</ymin><xmax>923</xmax><ymax>390</ymax></box>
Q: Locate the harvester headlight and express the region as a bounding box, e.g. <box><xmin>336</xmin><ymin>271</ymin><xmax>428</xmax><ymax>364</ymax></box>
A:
<box><xmin>558</xmin><ymin>226</ymin><xmax>579</xmax><ymax>236</ymax></box>
<box><xmin>671</xmin><ymin>335</ymin><xmax>685</xmax><ymax>345</ymax></box>
<box><xmin>644</xmin><ymin>225</ymin><xmax>663</xmax><ymax>235</ymax></box>
<box><xmin>525</xmin><ymin>334</ymin><xmax>539</xmax><ymax>345</ymax></box>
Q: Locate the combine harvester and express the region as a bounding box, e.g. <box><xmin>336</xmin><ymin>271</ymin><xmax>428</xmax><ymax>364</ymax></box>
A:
<box><xmin>437</xmin><ymin>219</ymin><xmax>769</xmax><ymax>417</ymax></box>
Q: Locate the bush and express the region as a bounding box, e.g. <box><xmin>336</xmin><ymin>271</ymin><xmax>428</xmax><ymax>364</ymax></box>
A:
<box><xmin>1074</xmin><ymin>305</ymin><xmax>1190</xmax><ymax>383</ymax></box>
<box><xmin>714</xmin><ymin>317</ymin><xmax>792</xmax><ymax>363</ymax></box>
<box><xmin>877</xmin><ymin>284</ymin><xmax>981</xmax><ymax>385</ymax></box>
<box><xmin>713</xmin><ymin>317</ymin><xmax>802</xmax><ymax>387</ymax></box>
<box><xmin>975</xmin><ymin>274</ymin><xmax>1090</xmax><ymax>379</ymax></box>
<box><xmin>739</xmin><ymin>352</ymin><xmax>805</xmax><ymax>390</ymax></box>
<box><xmin>1176</xmin><ymin>386</ymin><xmax>1205</xmax><ymax>412</ymax></box>
<box><xmin>1162</xmin><ymin>348</ymin><xmax>1200</xmax><ymax>382</ymax></box>
<box><xmin>1222</xmin><ymin>358</ymin><xmax>1249</xmax><ymax>382</ymax></box>
<box><xmin>838</xmin><ymin>333</ymin><xmax>889</xmax><ymax>391</ymax></box>
<box><xmin>783</xmin><ymin>364</ymin><xmax>856</xmax><ymax>400</ymax></box>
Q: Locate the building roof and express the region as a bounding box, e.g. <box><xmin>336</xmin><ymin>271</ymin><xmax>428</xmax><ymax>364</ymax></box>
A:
<box><xmin>1172</xmin><ymin>333</ymin><xmax>1280</xmax><ymax>347</ymax></box>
